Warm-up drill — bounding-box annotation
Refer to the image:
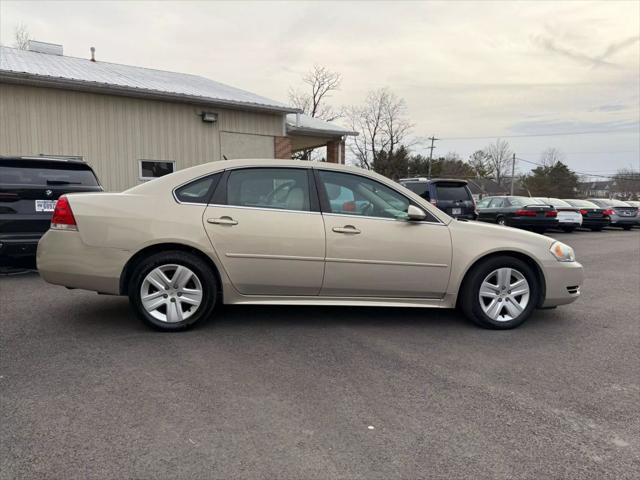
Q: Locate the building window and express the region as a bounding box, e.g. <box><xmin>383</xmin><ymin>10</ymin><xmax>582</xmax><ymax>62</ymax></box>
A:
<box><xmin>139</xmin><ymin>160</ymin><xmax>175</xmax><ymax>180</ymax></box>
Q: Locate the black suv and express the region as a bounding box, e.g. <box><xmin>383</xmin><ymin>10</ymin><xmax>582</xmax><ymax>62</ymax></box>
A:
<box><xmin>0</xmin><ymin>156</ymin><xmax>102</xmax><ymax>265</ymax></box>
<box><xmin>399</xmin><ymin>178</ymin><xmax>477</xmax><ymax>219</ymax></box>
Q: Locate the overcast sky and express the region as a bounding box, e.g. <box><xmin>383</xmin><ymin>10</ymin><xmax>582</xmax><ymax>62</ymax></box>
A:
<box><xmin>1</xmin><ymin>0</ymin><xmax>638</xmax><ymax>176</ymax></box>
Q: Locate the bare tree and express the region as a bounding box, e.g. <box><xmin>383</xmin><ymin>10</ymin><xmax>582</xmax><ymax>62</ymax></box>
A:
<box><xmin>540</xmin><ymin>147</ymin><xmax>565</xmax><ymax>167</ymax></box>
<box><xmin>346</xmin><ymin>88</ymin><xmax>412</xmax><ymax>170</ymax></box>
<box><xmin>484</xmin><ymin>139</ymin><xmax>514</xmax><ymax>186</ymax></box>
<box><xmin>612</xmin><ymin>168</ymin><xmax>640</xmax><ymax>199</ymax></box>
<box><xmin>14</xmin><ymin>23</ymin><xmax>31</xmax><ymax>50</ymax></box>
<box><xmin>288</xmin><ymin>66</ymin><xmax>342</xmax><ymax>160</ymax></box>
<box><xmin>468</xmin><ymin>149</ymin><xmax>493</xmax><ymax>178</ymax></box>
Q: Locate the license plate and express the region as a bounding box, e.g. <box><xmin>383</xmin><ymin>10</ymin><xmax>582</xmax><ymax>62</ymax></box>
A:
<box><xmin>35</xmin><ymin>200</ymin><xmax>57</xmax><ymax>212</ymax></box>
<box><xmin>452</xmin><ymin>208</ymin><xmax>462</xmax><ymax>215</ymax></box>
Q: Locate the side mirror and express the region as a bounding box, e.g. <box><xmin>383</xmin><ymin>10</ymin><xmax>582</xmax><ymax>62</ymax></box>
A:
<box><xmin>407</xmin><ymin>204</ymin><xmax>426</xmax><ymax>221</ymax></box>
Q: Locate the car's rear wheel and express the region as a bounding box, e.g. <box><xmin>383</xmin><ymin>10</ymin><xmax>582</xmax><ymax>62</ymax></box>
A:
<box><xmin>128</xmin><ymin>251</ymin><xmax>217</xmax><ymax>331</ymax></box>
<box><xmin>623</xmin><ymin>225</ymin><xmax>632</xmax><ymax>231</ymax></box>
<box><xmin>497</xmin><ymin>216</ymin><xmax>506</xmax><ymax>226</ymax></box>
<box><xmin>562</xmin><ymin>227</ymin><xmax>575</xmax><ymax>233</ymax></box>
<box><xmin>460</xmin><ymin>256</ymin><xmax>539</xmax><ymax>329</ymax></box>
<box><xmin>590</xmin><ymin>227</ymin><xmax>603</xmax><ymax>232</ymax></box>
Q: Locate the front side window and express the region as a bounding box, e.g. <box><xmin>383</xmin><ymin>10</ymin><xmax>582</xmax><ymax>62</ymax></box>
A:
<box><xmin>226</xmin><ymin>168</ymin><xmax>311</xmax><ymax>212</ymax></box>
<box><xmin>477</xmin><ymin>198</ymin><xmax>491</xmax><ymax>208</ymax></box>
<box><xmin>319</xmin><ymin>170</ymin><xmax>410</xmax><ymax>219</ymax></box>
<box><xmin>489</xmin><ymin>198</ymin><xmax>504</xmax><ymax>208</ymax></box>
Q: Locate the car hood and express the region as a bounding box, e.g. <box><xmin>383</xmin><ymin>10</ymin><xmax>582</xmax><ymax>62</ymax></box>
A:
<box><xmin>450</xmin><ymin>219</ymin><xmax>555</xmax><ymax>248</ymax></box>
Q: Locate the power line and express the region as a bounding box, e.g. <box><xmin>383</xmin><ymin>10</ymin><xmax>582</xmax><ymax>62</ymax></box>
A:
<box><xmin>515</xmin><ymin>156</ymin><xmax>640</xmax><ymax>181</ymax></box>
<box><xmin>438</xmin><ymin>128</ymin><xmax>638</xmax><ymax>141</ymax></box>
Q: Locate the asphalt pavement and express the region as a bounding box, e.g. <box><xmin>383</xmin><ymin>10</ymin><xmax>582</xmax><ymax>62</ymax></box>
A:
<box><xmin>1</xmin><ymin>230</ymin><xmax>639</xmax><ymax>479</ymax></box>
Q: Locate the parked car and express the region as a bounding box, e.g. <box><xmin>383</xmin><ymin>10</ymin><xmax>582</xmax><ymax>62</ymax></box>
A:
<box><xmin>399</xmin><ymin>178</ymin><xmax>477</xmax><ymax>220</ymax></box>
<box><xmin>534</xmin><ymin>198</ymin><xmax>582</xmax><ymax>232</ymax></box>
<box><xmin>563</xmin><ymin>199</ymin><xmax>611</xmax><ymax>231</ymax></box>
<box><xmin>586</xmin><ymin>198</ymin><xmax>638</xmax><ymax>230</ymax></box>
<box><xmin>476</xmin><ymin>196</ymin><xmax>559</xmax><ymax>233</ymax></box>
<box><xmin>37</xmin><ymin>159</ymin><xmax>583</xmax><ymax>331</ymax></box>
<box><xmin>0</xmin><ymin>156</ymin><xmax>102</xmax><ymax>266</ymax></box>
<box><xmin>623</xmin><ymin>200</ymin><xmax>640</xmax><ymax>227</ymax></box>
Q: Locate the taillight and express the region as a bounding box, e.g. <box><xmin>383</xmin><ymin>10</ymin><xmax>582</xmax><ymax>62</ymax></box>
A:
<box><xmin>545</xmin><ymin>210</ymin><xmax>557</xmax><ymax>217</ymax></box>
<box><xmin>51</xmin><ymin>196</ymin><xmax>78</xmax><ymax>231</ymax></box>
<box><xmin>579</xmin><ymin>209</ymin><xmax>588</xmax><ymax>215</ymax></box>
<box><xmin>514</xmin><ymin>209</ymin><xmax>537</xmax><ymax>217</ymax></box>
<box><xmin>603</xmin><ymin>209</ymin><xmax>614</xmax><ymax>216</ymax></box>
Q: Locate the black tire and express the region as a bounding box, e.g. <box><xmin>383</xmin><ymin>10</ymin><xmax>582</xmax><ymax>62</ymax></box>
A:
<box><xmin>128</xmin><ymin>251</ymin><xmax>218</xmax><ymax>331</ymax></box>
<box><xmin>561</xmin><ymin>227</ymin><xmax>575</xmax><ymax>233</ymax></box>
<box><xmin>590</xmin><ymin>227</ymin><xmax>603</xmax><ymax>232</ymax></box>
<box><xmin>496</xmin><ymin>216</ymin><xmax>506</xmax><ymax>226</ymax></box>
<box><xmin>460</xmin><ymin>255</ymin><xmax>540</xmax><ymax>330</ymax></box>
<box><xmin>622</xmin><ymin>225</ymin><xmax>632</xmax><ymax>231</ymax></box>
<box><xmin>533</xmin><ymin>228</ymin><xmax>546</xmax><ymax>234</ymax></box>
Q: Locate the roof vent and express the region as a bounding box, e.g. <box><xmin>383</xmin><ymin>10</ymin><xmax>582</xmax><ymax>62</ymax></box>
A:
<box><xmin>27</xmin><ymin>40</ymin><xmax>63</xmax><ymax>56</ymax></box>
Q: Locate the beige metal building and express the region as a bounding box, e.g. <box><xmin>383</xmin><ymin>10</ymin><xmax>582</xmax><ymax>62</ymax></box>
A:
<box><xmin>0</xmin><ymin>41</ymin><xmax>356</xmax><ymax>191</ymax></box>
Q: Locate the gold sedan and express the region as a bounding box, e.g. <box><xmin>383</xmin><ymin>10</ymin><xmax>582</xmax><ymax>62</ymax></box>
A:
<box><xmin>37</xmin><ymin>159</ymin><xmax>583</xmax><ymax>331</ymax></box>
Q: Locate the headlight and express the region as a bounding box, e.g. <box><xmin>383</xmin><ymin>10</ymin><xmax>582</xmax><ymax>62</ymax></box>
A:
<box><xmin>549</xmin><ymin>241</ymin><xmax>575</xmax><ymax>262</ymax></box>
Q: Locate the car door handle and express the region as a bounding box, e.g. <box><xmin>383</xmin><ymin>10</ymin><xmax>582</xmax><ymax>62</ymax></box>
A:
<box><xmin>207</xmin><ymin>216</ymin><xmax>238</xmax><ymax>226</ymax></box>
<box><xmin>332</xmin><ymin>225</ymin><xmax>361</xmax><ymax>234</ymax></box>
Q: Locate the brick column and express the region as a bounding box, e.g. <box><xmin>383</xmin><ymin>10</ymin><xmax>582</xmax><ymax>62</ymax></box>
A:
<box><xmin>326</xmin><ymin>139</ymin><xmax>346</xmax><ymax>164</ymax></box>
<box><xmin>274</xmin><ymin>136</ymin><xmax>292</xmax><ymax>159</ymax></box>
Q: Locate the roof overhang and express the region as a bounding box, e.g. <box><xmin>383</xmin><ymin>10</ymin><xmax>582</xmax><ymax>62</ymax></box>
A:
<box><xmin>0</xmin><ymin>72</ymin><xmax>300</xmax><ymax>115</ymax></box>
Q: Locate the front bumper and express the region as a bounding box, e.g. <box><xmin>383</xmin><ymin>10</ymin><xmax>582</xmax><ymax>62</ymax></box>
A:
<box><xmin>541</xmin><ymin>260</ymin><xmax>584</xmax><ymax>307</ymax></box>
<box><xmin>37</xmin><ymin>229</ymin><xmax>129</xmax><ymax>294</ymax></box>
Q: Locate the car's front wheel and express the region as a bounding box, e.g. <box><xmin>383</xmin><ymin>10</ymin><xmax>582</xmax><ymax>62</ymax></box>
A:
<box><xmin>128</xmin><ymin>251</ymin><xmax>218</xmax><ymax>331</ymax></box>
<box><xmin>460</xmin><ymin>256</ymin><xmax>539</xmax><ymax>329</ymax></box>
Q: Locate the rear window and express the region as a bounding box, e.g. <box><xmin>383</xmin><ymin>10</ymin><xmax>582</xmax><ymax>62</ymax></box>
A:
<box><xmin>402</xmin><ymin>182</ymin><xmax>429</xmax><ymax>197</ymax></box>
<box><xmin>537</xmin><ymin>198</ymin><xmax>571</xmax><ymax>208</ymax></box>
<box><xmin>509</xmin><ymin>197</ymin><xmax>544</xmax><ymax>207</ymax></box>
<box><xmin>566</xmin><ymin>199</ymin><xmax>599</xmax><ymax>208</ymax></box>
<box><xmin>0</xmin><ymin>160</ymin><xmax>99</xmax><ymax>186</ymax></box>
<box><xmin>434</xmin><ymin>183</ymin><xmax>471</xmax><ymax>201</ymax></box>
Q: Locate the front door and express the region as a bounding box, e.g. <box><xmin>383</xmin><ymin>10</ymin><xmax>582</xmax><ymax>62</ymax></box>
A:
<box><xmin>316</xmin><ymin>169</ymin><xmax>452</xmax><ymax>298</ymax></box>
<box><xmin>203</xmin><ymin>167</ymin><xmax>325</xmax><ymax>296</ymax></box>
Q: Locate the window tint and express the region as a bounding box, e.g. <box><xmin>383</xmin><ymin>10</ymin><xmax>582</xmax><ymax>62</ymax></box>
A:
<box><xmin>477</xmin><ymin>198</ymin><xmax>491</xmax><ymax>208</ymax></box>
<box><xmin>0</xmin><ymin>159</ymin><xmax>99</xmax><ymax>186</ymax></box>
<box><xmin>403</xmin><ymin>182</ymin><xmax>429</xmax><ymax>199</ymax></box>
<box><xmin>174</xmin><ymin>173</ymin><xmax>221</xmax><ymax>204</ymax></box>
<box><xmin>566</xmin><ymin>199</ymin><xmax>599</xmax><ymax>208</ymax></box>
<box><xmin>140</xmin><ymin>160</ymin><xmax>175</xmax><ymax>179</ymax></box>
<box><xmin>434</xmin><ymin>183</ymin><xmax>472</xmax><ymax>201</ymax></box>
<box><xmin>227</xmin><ymin>168</ymin><xmax>310</xmax><ymax>212</ymax></box>
<box><xmin>489</xmin><ymin>198</ymin><xmax>504</xmax><ymax>208</ymax></box>
<box><xmin>319</xmin><ymin>170</ymin><xmax>410</xmax><ymax>219</ymax></box>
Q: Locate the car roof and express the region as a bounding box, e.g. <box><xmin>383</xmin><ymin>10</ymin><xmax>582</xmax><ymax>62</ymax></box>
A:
<box><xmin>399</xmin><ymin>177</ymin><xmax>468</xmax><ymax>185</ymax></box>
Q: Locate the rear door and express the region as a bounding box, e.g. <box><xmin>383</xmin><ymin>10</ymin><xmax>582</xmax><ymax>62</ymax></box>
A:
<box><xmin>202</xmin><ymin>166</ymin><xmax>325</xmax><ymax>296</ymax></box>
<box><xmin>0</xmin><ymin>158</ymin><xmax>102</xmax><ymax>239</ymax></box>
<box><xmin>432</xmin><ymin>181</ymin><xmax>475</xmax><ymax>218</ymax></box>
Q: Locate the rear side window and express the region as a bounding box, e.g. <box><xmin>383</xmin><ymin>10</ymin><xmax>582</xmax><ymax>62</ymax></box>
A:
<box><xmin>174</xmin><ymin>173</ymin><xmax>222</xmax><ymax>204</ymax></box>
<box><xmin>434</xmin><ymin>183</ymin><xmax>472</xmax><ymax>201</ymax></box>
<box><xmin>489</xmin><ymin>198</ymin><xmax>504</xmax><ymax>208</ymax></box>
<box><xmin>0</xmin><ymin>159</ymin><xmax>99</xmax><ymax>186</ymax></box>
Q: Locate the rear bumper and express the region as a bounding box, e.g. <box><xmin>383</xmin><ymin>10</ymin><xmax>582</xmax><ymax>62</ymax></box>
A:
<box><xmin>509</xmin><ymin>218</ymin><xmax>559</xmax><ymax>229</ymax></box>
<box><xmin>0</xmin><ymin>233</ymin><xmax>43</xmax><ymax>260</ymax></box>
<box><xmin>541</xmin><ymin>261</ymin><xmax>584</xmax><ymax>307</ymax></box>
<box><xmin>609</xmin><ymin>217</ymin><xmax>636</xmax><ymax>227</ymax></box>
<box><xmin>37</xmin><ymin>229</ymin><xmax>128</xmax><ymax>294</ymax></box>
<box><xmin>581</xmin><ymin>218</ymin><xmax>610</xmax><ymax>228</ymax></box>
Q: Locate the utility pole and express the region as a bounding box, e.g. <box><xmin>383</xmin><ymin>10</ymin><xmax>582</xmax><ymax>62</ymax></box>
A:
<box><xmin>427</xmin><ymin>136</ymin><xmax>438</xmax><ymax>178</ymax></box>
<box><xmin>510</xmin><ymin>153</ymin><xmax>516</xmax><ymax>195</ymax></box>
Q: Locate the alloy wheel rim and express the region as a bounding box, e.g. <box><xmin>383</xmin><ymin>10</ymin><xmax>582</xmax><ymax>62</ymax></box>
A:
<box><xmin>478</xmin><ymin>267</ymin><xmax>530</xmax><ymax>322</ymax></box>
<box><xmin>140</xmin><ymin>264</ymin><xmax>203</xmax><ymax>323</ymax></box>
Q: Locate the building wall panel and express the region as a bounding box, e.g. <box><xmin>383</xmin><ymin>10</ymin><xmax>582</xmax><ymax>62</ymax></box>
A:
<box><xmin>0</xmin><ymin>83</ymin><xmax>283</xmax><ymax>191</ymax></box>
